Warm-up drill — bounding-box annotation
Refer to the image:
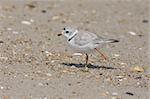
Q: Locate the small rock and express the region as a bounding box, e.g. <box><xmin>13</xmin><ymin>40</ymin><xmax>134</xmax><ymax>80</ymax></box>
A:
<box><xmin>68</xmin><ymin>83</ymin><xmax>71</xmax><ymax>86</ymax></box>
<box><xmin>113</xmin><ymin>54</ymin><xmax>120</xmax><ymax>57</ymax></box>
<box><xmin>24</xmin><ymin>74</ymin><xmax>28</xmax><ymax>77</ymax></box>
<box><xmin>72</xmin><ymin>91</ymin><xmax>76</xmax><ymax>94</ymax></box>
<box><xmin>62</xmin><ymin>70</ymin><xmax>68</xmax><ymax>73</ymax></box>
<box><xmin>52</xmin><ymin>16</ymin><xmax>60</xmax><ymax>20</ymax></box>
<box><xmin>38</xmin><ymin>83</ymin><xmax>43</xmax><ymax>86</ymax></box>
<box><xmin>142</xmin><ymin>19</ymin><xmax>148</xmax><ymax>23</ymax></box>
<box><xmin>46</xmin><ymin>73</ymin><xmax>52</xmax><ymax>77</ymax></box>
<box><xmin>136</xmin><ymin>82</ymin><xmax>140</xmax><ymax>85</ymax></box>
<box><xmin>51</xmin><ymin>60</ymin><xmax>55</xmax><ymax>63</ymax></box>
<box><xmin>25</xmin><ymin>4</ymin><xmax>36</xmax><ymax>9</ymax></box>
<box><xmin>100</xmin><ymin>91</ymin><xmax>109</xmax><ymax>96</ymax></box>
<box><xmin>37</xmin><ymin>71</ymin><xmax>42</xmax><ymax>73</ymax></box>
<box><xmin>119</xmin><ymin>62</ymin><xmax>127</xmax><ymax>65</ymax></box>
<box><xmin>112</xmin><ymin>92</ymin><xmax>118</xmax><ymax>96</ymax></box>
<box><xmin>43</xmin><ymin>97</ymin><xmax>48</xmax><ymax>99</ymax></box>
<box><xmin>12</xmin><ymin>31</ymin><xmax>19</xmax><ymax>34</ymax></box>
<box><xmin>131</xmin><ymin>66</ymin><xmax>144</xmax><ymax>72</ymax></box>
<box><xmin>7</xmin><ymin>28</ymin><xmax>12</xmax><ymax>31</ymax></box>
<box><xmin>21</xmin><ymin>21</ymin><xmax>31</xmax><ymax>25</ymax></box>
<box><xmin>61</xmin><ymin>20</ymin><xmax>66</xmax><ymax>23</ymax></box>
<box><xmin>0</xmin><ymin>86</ymin><xmax>4</xmax><ymax>89</ymax></box>
<box><xmin>115</xmin><ymin>75</ymin><xmax>124</xmax><ymax>79</ymax></box>
<box><xmin>146</xmin><ymin>74</ymin><xmax>150</xmax><ymax>78</ymax></box>
<box><xmin>41</xmin><ymin>10</ymin><xmax>47</xmax><ymax>13</ymax></box>
<box><xmin>73</xmin><ymin>53</ymin><xmax>82</xmax><ymax>56</ymax></box>
<box><xmin>139</xmin><ymin>48</ymin><xmax>142</xmax><ymax>50</ymax></box>
<box><xmin>111</xmin><ymin>96</ymin><xmax>118</xmax><ymax>99</ymax></box>
<box><xmin>125</xmin><ymin>92</ymin><xmax>134</xmax><ymax>96</ymax></box>
<box><xmin>30</xmin><ymin>19</ymin><xmax>34</xmax><ymax>23</ymax></box>
<box><xmin>128</xmin><ymin>31</ymin><xmax>137</xmax><ymax>35</ymax></box>
<box><xmin>0</xmin><ymin>40</ymin><xmax>4</xmax><ymax>43</ymax></box>
<box><xmin>70</xmin><ymin>65</ymin><xmax>76</xmax><ymax>69</ymax></box>
<box><xmin>45</xmin><ymin>51</ymin><xmax>52</xmax><ymax>56</ymax></box>
<box><xmin>118</xmin><ymin>79</ymin><xmax>123</xmax><ymax>81</ymax></box>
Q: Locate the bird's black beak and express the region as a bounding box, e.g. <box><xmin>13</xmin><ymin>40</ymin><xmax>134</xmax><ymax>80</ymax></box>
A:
<box><xmin>57</xmin><ymin>33</ymin><xmax>62</xmax><ymax>36</ymax></box>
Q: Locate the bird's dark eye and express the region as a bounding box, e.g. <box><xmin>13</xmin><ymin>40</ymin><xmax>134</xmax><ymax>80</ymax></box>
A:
<box><xmin>66</xmin><ymin>31</ymin><xmax>69</xmax><ymax>33</ymax></box>
<box><xmin>63</xmin><ymin>28</ymin><xmax>66</xmax><ymax>30</ymax></box>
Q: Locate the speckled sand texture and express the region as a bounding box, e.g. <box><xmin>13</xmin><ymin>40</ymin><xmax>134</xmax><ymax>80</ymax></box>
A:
<box><xmin>0</xmin><ymin>0</ymin><xmax>149</xmax><ymax>99</ymax></box>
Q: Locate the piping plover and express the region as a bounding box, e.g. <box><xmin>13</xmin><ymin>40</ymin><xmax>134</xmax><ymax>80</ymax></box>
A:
<box><xmin>58</xmin><ymin>27</ymin><xmax>119</xmax><ymax>69</ymax></box>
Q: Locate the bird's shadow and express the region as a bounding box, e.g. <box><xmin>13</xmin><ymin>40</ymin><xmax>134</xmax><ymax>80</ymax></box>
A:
<box><xmin>61</xmin><ymin>63</ymin><xmax>117</xmax><ymax>70</ymax></box>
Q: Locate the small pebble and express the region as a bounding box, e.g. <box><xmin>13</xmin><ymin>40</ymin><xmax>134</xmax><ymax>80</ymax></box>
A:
<box><xmin>100</xmin><ymin>91</ymin><xmax>109</xmax><ymax>96</ymax></box>
<box><xmin>70</xmin><ymin>65</ymin><xmax>76</xmax><ymax>69</ymax></box>
<box><xmin>136</xmin><ymin>82</ymin><xmax>140</xmax><ymax>85</ymax></box>
<box><xmin>142</xmin><ymin>19</ymin><xmax>148</xmax><ymax>23</ymax></box>
<box><xmin>24</xmin><ymin>74</ymin><xmax>28</xmax><ymax>77</ymax></box>
<box><xmin>117</xmin><ymin>62</ymin><xmax>127</xmax><ymax>67</ymax></box>
<box><xmin>123</xmin><ymin>78</ymin><xmax>127</xmax><ymax>80</ymax></box>
<box><xmin>138</xmin><ymin>34</ymin><xmax>143</xmax><ymax>37</ymax></box>
<box><xmin>26</xmin><ymin>4</ymin><xmax>36</xmax><ymax>9</ymax></box>
<box><xmin>68</xmin><ymin>83</ymin><xmax>71</xmax><ymax>86</ymax></box>
<box><xmin>21</xmin><ymin>21</ymin><xmax>31</xmax><ymax>25</ymax></box>
<box><xmin>0</xmin><ymin>40</ymin><xmax>4</xmax><ymax>43</ymax></box>
<box><xmin>41</xmin><ymin>10</ymin><xmax>47</xmax><ymax>13</ymax></box>
<box><xmin>52</xmin><ymin>16</ymin><xmax>60</xmax><ymax>20</ymax></box>
<box><xmin>7</xmin><ymin>28</ymin><xmax>12</xmax><ymax>31</ymax></box>
<box><xmin>46</xmin><ymin>73</ymin><xmax>52</xmax><ymax>77</ymax></box>
<box><xmin>12</xmin><ymin>31</ymin><xmax>19</xmax><ymax>34</ymax></box>
<box><xmin>139</xmin><ymin>48</ymin><xmax>142</xmax><ymax>50</ymax></box>
<box><xmin>128</xmin><ymin>31</ymin><xmax>137</xmax><ymax>35</ymax></box>
<box><xmin>72</xmin><ymin>91</ymin><xmax>76</xmax><ymax>94</ymax></box>
<box><xmin>114</xmin><ymin>54</ymin><xmax>120</xmax><ymax>57</ymax></box>
<box><xmin>38</xmin><ymin>83</ymin><xmax>43</xmax><ymax>86</ymax></box>
<box><xmin>0</xmin><ymin>86</ymin><xmax>4</xmax><ymax>89</ymax></box>
<box><xmin>62</xmin><ymin>70</ymin><xmax>68</xmax><ymax>73</ymax></box>
<box><xmin>30</xmin><ymin>19</ymin><xmax>34</xmax><ymax>22</ymax></box>
<box><xmin>132</xmin><ymin>66</ymin><xmax>144</xmax><ymax>72</ymax></box>
<box><xmin>45</xmin><ymin>51</ymin><xmax>52</xmax><ymax>56</ymax></box>
<box><xmin>37</xmin><ymin>71</ymin><xmax>42</xmax><ymax>73</ymax></box>
<box><xmin>112</xmin><ymin>92</ymin><xmax>118</xmax><ymax>96</ymax></box>
<box><xmin>43</xmin><ymin>97</ymin><xmax>48</xmax><ymax>99</ymax></box>
<box><xmin>111</xmin><ymin>96</ymin><xmax>118</xmax><ymax>99</ymax></box>
<box><xmin>116</xmin><ymin>75</ymin><xmax>124</xmax><ymax>79</ymax></box>
<box><xmin>51</xmin><ymin>60</ymin><xmax>55</xmax><ymax>63</ymax></box>
<box><xmin>118</xmin><ymin>79</ymin><xmax>123</xmax><ymax>81</ymax></box>
<box><xmin>73</xmin><ymin>53</ymin><xmax>82</xmax><ymax>56</ymax></box>
<box><xmin>125</xmin><ymin>92</ymin><xmax>134</xmax><ymax>96</ymax></box>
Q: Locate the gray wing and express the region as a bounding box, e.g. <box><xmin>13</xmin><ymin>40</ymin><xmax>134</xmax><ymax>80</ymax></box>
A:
<box><xmin>74</xmin><ymin>31</ymin><xmax>104</xmax><ymax>46</ymax></box>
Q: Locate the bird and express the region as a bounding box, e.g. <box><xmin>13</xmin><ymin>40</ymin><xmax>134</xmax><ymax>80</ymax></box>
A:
<box><xmin>58</xmin><ymin>27</ymin><xmax>119</xmax><ymax>70</ymax></box>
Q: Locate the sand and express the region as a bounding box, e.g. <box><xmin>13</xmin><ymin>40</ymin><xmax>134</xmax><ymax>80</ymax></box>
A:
<box><xmin>0</xmin><ymin>0</ymin><xmax>149</xmax><ymax>99</ymax></box>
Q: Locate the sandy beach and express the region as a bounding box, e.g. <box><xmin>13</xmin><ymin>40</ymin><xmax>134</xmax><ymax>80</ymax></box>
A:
<box><xmin>0</xmin><ymin>0</ymin><xmax>149</xmax><ymax>99</ymax></box>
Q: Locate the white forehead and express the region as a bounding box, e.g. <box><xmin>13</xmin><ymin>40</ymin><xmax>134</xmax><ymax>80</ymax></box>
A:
<box><xmin>63</xmin><ymin>27</ymin><xmax>76</xmax><ymax>31</ymax></box>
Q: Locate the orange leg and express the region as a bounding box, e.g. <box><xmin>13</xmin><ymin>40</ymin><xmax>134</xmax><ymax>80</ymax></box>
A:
<box><xmin>85</xmin><ymin>53</ymin><xmax>88</xmax><ymax>65</ymax></box>
<box><xmin>94</xmin><ymin>48</ymin><xmax>107</xmax><ymax>60</ymax></box>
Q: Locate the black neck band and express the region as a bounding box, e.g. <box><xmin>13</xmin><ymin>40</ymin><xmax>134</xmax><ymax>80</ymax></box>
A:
<box><xmin>68</xmin><ymin>33</ymin><xmax>77</xmax><ymax>41</ymax></box>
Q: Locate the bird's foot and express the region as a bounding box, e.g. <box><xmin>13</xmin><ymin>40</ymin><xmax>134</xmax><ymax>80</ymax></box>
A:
<box><xmin>81</xmin><ymin>64</ymin><xmax>89</xmax><ymax>72</ymax></box>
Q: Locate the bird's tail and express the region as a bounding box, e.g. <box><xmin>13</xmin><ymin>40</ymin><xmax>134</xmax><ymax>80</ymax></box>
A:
<box><xmin>105</xmin><ymin>39</ymin><xmax>119</xmax><ymax>43</ymax></box>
